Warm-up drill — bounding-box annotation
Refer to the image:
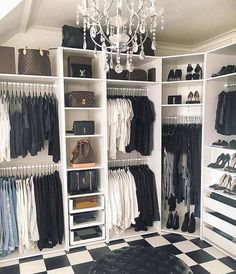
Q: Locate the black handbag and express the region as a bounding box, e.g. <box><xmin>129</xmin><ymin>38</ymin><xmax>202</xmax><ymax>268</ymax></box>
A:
<box><xmin>168</xmin><ymin>95</ymin><xmax>182</xmax><ymax>104</ymax></box>
<box><xmin>68</xmin><ymin>56</ymin><xmax>92</xmax><ymax>78</ymax></box>
<box><xmin>73</xmin><ymin>121</ymin><xmax>95</xmax><ymax>135</ymax></box>
<box><xmin>107</xmin><ymin>69</ymin><xmax>128</xmax><ymax>80</ymax></box>
<box><xmin>68</xmin><ymin>169</ymin><xmax>98</xmax><ymax>194</ymax></box>
<box><xmin>128</xmin><ymin>69</ymin><xmax>147</xmax><ymax>81</ymax></box>
<box><xmin>62</xmin><ymin>25</ymin><xmax>101</xmax><ymax>50</ymax></box>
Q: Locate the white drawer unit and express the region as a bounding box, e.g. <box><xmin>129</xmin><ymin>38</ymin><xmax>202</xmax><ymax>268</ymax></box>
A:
<box><xmin>69</xmin><ymin>210</ymin><xmax>105</xmax><ymax>230</ymax></box>
<box><xmin>203</xmin><ymin>211</ymin><xmax>235</xmax><ymax>239</ymax></box>
<box><xmin>203</xmin><ymin>226</ymin><xmax>236</xmax><ymax>258</ymax></box>
<box><xmin>69</xmin><ymin>194</ymin><xmax>105</xmax><ymax>214</ymax></box>
<box><xmin>203</xmin><ymin>196</ymin><xmax>236</xmax><ymax>220</ymax></box>
<box><xmin>70</xmin><ymin>225</ymin><xmax>106</xmax><ymax>246</ymax></box>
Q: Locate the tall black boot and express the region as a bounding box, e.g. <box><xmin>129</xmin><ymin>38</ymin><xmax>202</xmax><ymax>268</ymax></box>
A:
<box><xmin>166</xmin><ymin>212</ymin><xmax>173</xmax><ymax>229</ymax></box>
<box><xmin>188</xmin><ymin>213</ymin><xmax>196</xmax><ymax>233</ymax></box>
<box><xmin>173</xmin><ymin>212</ymin><xmax>179</xmax><ymax>230</ymax></box>
<box><xmin>181</xmin><ymin>212</ymin><xmax>190</xmax><ymax>232</ymax></box>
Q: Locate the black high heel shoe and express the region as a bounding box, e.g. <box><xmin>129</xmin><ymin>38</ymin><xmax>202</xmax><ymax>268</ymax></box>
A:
<box><xmin>208</xmin><ymin>153</ymin><xmax>230</xmax><ymax>169</ymax></box>
<box><xmin>167</xmin><ymin>69</ymin><xmax>175</xmax><ymax>81</ymax></box>
<box><xmin>193</xmin><ymin>64</ymin><xmax>202</xmax><ymax>80</ymax></box>
<box><xmin>175</xmin><ymin>69</ymin><xmax>182</xmax><ymax>81</ymax></box>
<box><xmin>186</xmin><ymin>64</ymin><xmax>193</xmax><ymax>80</ymax></box>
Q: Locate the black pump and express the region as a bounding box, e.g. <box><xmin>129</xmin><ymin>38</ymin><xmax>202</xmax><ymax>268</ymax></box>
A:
<box><xmin>208</xmin><ymin>153</ymin><xmax>230</xmax><ymax>169</ymax></box>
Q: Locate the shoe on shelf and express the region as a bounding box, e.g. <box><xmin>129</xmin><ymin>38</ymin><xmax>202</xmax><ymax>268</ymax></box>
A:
<box><xmin>188</xmin><ymin>213</ymin><xmax>196</xmax><ymax>233</ymax></box>
<box><xmin>167</xmin><ymin>69</ymin><xmax>175</xmax><ymax>81</ymax></box>
<box><xmin>212</xmin><ymin>140</ymin><xmax>229</xmax><ymax>148</ymax></box>
<box><xmin>212</xmin><ymin>66</ymin><xmax>227</xmax><ymax>77</ymax></box>
<box><xmin>186</xmin><ymin>64</ymin><xmax>193</xmax><ymax>80</ymax></box>
<box><xmin>224</xmin><ymin>154</ymin><xmax>236</xmax><ymax>173</ymax></box>
<box><xmin>229</xmin><ymin>140</ymin><xmax>236</xmax><ymax>150</ymax></box>
<box><xmin>172</xmin><ymin>211</ymin><xmax>179</xmax><ymax>230</ymax></box>
<box><xmin>166</xmin><ymin>212</ymin><xmax>173</xmax><ymax>229</ymax></box>
<box><xmin>193</xmin><ymin>91</ymin><xmax>200</xmax><ymax>103</ymax></box>
<box><xmin>186</xmin><ymin>91</ymin><xmax>194</xmax><ymax>104</ymax></box>
<box><xmin>207</xmin><ymin>153</ymin><xmax>230</xmax><ymax>169</ymax></box>
<box><xmin>214</xmin><ymin>174</ymin><xmax>232</xmax><ymax>190</ymax></box>
<box><xmin>223</xmin><ymin>65</ymin><xmax>235</xmax><ymax>75</ymax></box>
<box><xmin>193</xmin><ymin>64</ymin><xmax>202</xmax><ymax>80</ymax></box>
<box><xmin>181</xmin><ymin>212</ymin><xmax>190</xmax><ymax>232</ymax></box>
<box><xmin>175</xmin><ymin>69</ymin><xmax>182</xmax><ymax>81</ymax></box>
<box><xmin>224</xmin><ymin>177</ymin><xmax>236</xmax><ymax>195</ymax></box>
<box><xmin>209</xmin><ymin>173</ymin><xmax>227</xmax><ymax>189</ymax></box>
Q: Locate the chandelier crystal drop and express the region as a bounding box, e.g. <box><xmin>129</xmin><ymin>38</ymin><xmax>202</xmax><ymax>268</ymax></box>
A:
<box><xmin>76</xmin><ymin>0</ymin><xmax>164</xmax><ymax>73</ymax></box>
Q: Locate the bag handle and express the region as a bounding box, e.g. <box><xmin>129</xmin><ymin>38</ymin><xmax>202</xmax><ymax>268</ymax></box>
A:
<box><xmin>22</xmin><ymin>47</ymin><xmax>44</xmax><ymax>56</ymax></box>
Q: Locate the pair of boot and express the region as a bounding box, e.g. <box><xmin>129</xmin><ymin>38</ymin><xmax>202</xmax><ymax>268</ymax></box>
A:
<box><xmin>166</xmin><ymin>211</ymin><xmax>179</xmax><ymax>230</ymax></box>
<box><xmin>186</xmin><ymin>64</ymin><xmax>202</xmax><ymax>80</ymax></box>
<box><xmin>181</xmin><ymin>212</ymin><xmax>196</xmax><ymax>233</ymax></box>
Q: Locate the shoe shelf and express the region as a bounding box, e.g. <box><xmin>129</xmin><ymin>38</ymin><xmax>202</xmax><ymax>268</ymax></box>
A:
<box><xmin>162</xmin><ymin>79</ymin><xmax>204</xmax><ymax>85</ymax></box>
<box><xmin>206</xmin><ymin>72</ymin><xmax>236</xmax><ymax>82</ymax></box>
<box><xmin>204</xmin><ymin>145</ymin><xmax>236</xmax><ymax>153</ymax></box>
<box><xmin>205</xmin><ymin>166</ymin><xmax>236</xmax><ymax>175</ymax></box>
<box><xmin>204</xmin><ymin>187</ymin><xmax>236</xmax><ymax>201</ymax></box>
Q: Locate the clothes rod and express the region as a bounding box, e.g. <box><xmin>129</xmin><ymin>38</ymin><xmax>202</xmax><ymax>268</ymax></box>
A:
<box><xmin>224</xmin><ymin>82</ymin><xmax>236</xmax><ymax>88</ymax></box>
<box><xmin>0</xmin><ymin>82</ymin><xmax>55</xmax><ymax>88</ymax></box>
<box><xmin>0</xmin><ymin>163</ymin><xmax>60</xmax><ymax>170</ymax></box>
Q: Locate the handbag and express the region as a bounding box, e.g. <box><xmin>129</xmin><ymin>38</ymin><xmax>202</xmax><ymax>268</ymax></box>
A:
<box><xmin>18</xmin><ymin>48</ymin><xmax>51</xmax><ymax>76</ymax></box>
<box><xmin>107</xmin><ymin>69</ymin><xmax>128</xmax><ymax>80</ymax></box>
<box><xmin>68</xmin><ymin>56</ymin><xmax>92</xmax><ymax>78</ymax></box>
<box><xmin>65</xmin><ymin>91</ymin><xmax>95</xmax><ymax>107</ymax></box>
<box><xmin>128</xmin><ymin>69</ymin><xmax>147</xmax><ymax>81</ymax></box>
<box><xmin>74</xmin><ymin>197</ymin><xmax>97</xmax><ymax>209</ymax></box>
<box><xmin>73</xmin><ymin>121</ymin><xmax>95</xmax><ymax>135</ymax></box>
<box><xmin>0</xmin><ymin>46</ymin><xmax>16</xmax><ymax>74</ymax></box>
<box><xmin>168</xmin><ymin>95</ymin><xmax>182</xmax><ymax>104</ymax></box>
<box><xmin>62</xmin><ymin>25</ymin><xmax>101</xmax><ymax>49</ymax></box>
<box><xmin>68</xmin><ymin>169</ymin><xmax>98</xmax><ymax>194</ymax></box>
<box><xmin>71</xmin><ymin>139</ymin><xmax>95</xmax><ymax>168</ymax></box>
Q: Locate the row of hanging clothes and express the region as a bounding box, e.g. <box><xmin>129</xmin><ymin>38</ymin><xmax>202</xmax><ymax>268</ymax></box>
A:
<box><xmin>107</xmin><ymin>158</ymin><xmax>160</xmax><ymax>234</ymax></box>
<box><xmin>215</xmin><ymin>84</ymin><xmax>236</xmax><ymax>135</ymax></box>
<box><xmin>0</xmin><ymin>82</ymin><xmax>60</xmax><ymax>163</ymax></box>
<box><xmin>107</xmin><ymin>88</ymin><xmax>155</xmax><ymax>159</ymax></box>
<box><xmin>162</xmin><ymin>116</ymin><xmax>202</xmax><ymax>233</ymax></box>
<box><xmin>0</xmin><ymin>165</ymin><xmax>64</xmax><ymax>257</ymax></box>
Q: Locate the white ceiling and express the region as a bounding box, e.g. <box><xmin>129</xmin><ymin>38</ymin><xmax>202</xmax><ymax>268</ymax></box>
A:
<box><xmin>1</xmin><ymin>0</ymin><xmax>236</xmax><ymax>46</ymax></box>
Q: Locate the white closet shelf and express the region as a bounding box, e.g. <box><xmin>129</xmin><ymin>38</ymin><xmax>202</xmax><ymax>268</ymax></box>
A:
<box><xmin>162</xmin><ymin>79</ymin><xmax>204</xmax><ymax>85</ymax></box>
<box><xmin>69</xmin><ymin>206</ymin><xmax>104</xmax><ymax>214</ymax></box>
<box><xmin>204</xmin><ymin>187</ymin><xmax>236</xmax><ymax>201</ymax></box>
<box><xmin>62</xmin><ymin>47</ymin><xmax>102</xmax><ymax>57</ymax></box>
<box><xmin>206</xmin><ymin>72</ymin><xmax>236</xmax><ymax>81</ymax></box>
<box><xmin>67</xmin><ymin>165</ymin><xmax>104</xmax><ymax>171</ymax></box>
<box><xmin>205</xmin><ymin>166</ymin><xmax>236</xmax><ymax>175</ymax></box>
<box><xmin>0</xmin><ymin>73</ymin><xmax>59</xmax><ymax>83</ymax></box>
<box><xmin>109</xmin><ymin>226</ymin><xmax>158</xmax><ymax>241</ymax></box>
<box><xmin>64</xmin><ymin>107</ymin><xmax>102</xmax><ymax>110</ymax></box>
<box><xmin>162</xmin><ymin>104</ymin><xmax>203</xmax><ymax>107</ymax></box>
<box><xmin>204</xmin><ymin>145</ymin><xmax>236</xmax><ymax>153</ymax></box>
<box><xmin>107</xmin><ymin>79</ymin><xmax>158</xmax><ymax>87</ymax></box>
<box><xmin>68</xmin><ymin>192</ymin><xmax>104</xmax><ymax>198</ymax></box>
<box><xmin>71</xmin><ymin>220</ymin><xmax>105</xmax><ymax>230</ymax></box>
<box><xmin>64</xmin><ymin>77</ymin><xmax>103</xmax><ymax>83</ymax></box>
<box><xmin>66</xmin><ymin>134</ymin><xmax>103</xmax><ymax>138</ymax></box>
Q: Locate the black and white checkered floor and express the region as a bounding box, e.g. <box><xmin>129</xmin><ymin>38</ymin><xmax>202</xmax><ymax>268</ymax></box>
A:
<box><xmin>0</xmin><ymin>233</ymin><xmax>235</xmax><ymax>274</ymax></box>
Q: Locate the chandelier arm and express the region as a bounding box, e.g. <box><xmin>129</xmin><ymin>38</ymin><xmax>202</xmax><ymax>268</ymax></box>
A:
<box><xmin>124</xmin><ymin>0</ymin><xmax>144</xmax><ymax>15</ymax></box>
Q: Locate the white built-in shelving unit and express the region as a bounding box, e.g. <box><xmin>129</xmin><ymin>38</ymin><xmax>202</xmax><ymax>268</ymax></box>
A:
<box><xmin>0</xmin><ymin>42</ymin><xmax>236</xmax><ymax>263</ymax></box>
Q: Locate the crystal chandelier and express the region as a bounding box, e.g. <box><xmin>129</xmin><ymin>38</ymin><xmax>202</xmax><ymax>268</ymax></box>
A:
<box><xmin>76</xmin><ymin>0</ymin><xmax>164</xmax><ymax>73</ymax></box>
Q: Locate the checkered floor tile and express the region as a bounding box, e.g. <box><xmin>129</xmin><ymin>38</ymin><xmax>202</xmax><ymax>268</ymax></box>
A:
<box><xmin>0</xmin><ymin>233</ymin><xmax>235</xmax><ymax>274</ymax></box>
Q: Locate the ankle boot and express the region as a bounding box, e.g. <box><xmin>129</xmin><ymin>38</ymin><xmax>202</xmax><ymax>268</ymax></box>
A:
<box><xmin>188</xmin><ymin>213</ymin><xmax>196</xmax><ymax>233</ymax></box>
<box><xmin>175</xmin><ymin>69</ymin><xmax>182</xmax><ymax>81</ymax></box>
<box><xmin>181</xmin><ymin>212</ymin><xmax>190</xmax><ymax>232</ymax></box>
<box><xmin>172</xmin><ymin>212</ymin><xmax>179</xmax><ymax>230</ymax></box>
<box><xmin>166</xmin><ymin>212</ymin><xmax>173</xmax><ymax>229</ymax></box>
<box><xmin>167</xmin><ymin>69</ymin><xmax>175</xmax><ymax>81</ymax></box>
<box><xmin>186</xmin><ymin>64</ymin><xmax>193</xmax><ymax>80</ymax></box>
<box><xmin>193</xmin><ymin>64</ymin><xmax>202</xmax><ymax>79</ymax></box>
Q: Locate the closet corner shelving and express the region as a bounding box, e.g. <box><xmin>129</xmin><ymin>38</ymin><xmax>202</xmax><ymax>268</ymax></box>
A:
<box><xmin>57</xmin><ymin>47</ymin><xmax>108</xmax><ymax>249</ymax></box>
<box><xmin>201</xmin><ymin>42</ymin><xmax>236</xmax><ymax>259</ymax></box>
<box><xmin>161</xmin><ymin>52</ymin><xmax>205</xmax><ymax>238</ymax></box>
